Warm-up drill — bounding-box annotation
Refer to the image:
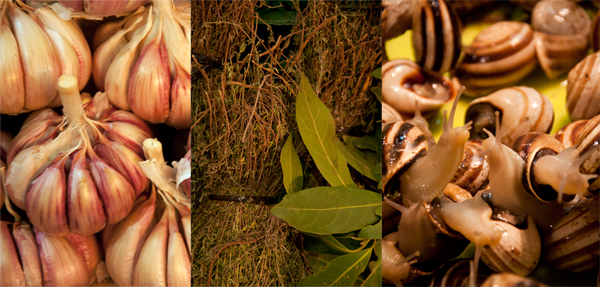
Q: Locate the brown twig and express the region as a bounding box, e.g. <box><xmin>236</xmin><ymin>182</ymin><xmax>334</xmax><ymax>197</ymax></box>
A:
<box><xmin>207</xmin><ymin>233</ymin><xmax>266</xmax><ymax>287</ymax></box>
<box><xmin>290</xmin><ymin>15</ymin><xmax>337</xmax><ymax>68</ymax></box>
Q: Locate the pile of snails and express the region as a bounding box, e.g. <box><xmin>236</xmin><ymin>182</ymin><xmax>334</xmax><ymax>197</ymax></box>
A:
<box><xmin>381</xmin><ymin>0</ymin><xmax>600</xmax><ymax>286</ymax></box>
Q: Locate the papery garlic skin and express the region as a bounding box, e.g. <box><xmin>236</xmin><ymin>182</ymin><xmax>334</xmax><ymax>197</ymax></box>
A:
<box><xmin>12</xmin><ymin>224</ymin><xmax>43</xmax><ymax>286</ymax></box>
<box><xmin>1</xmin><ymin>222</ymin><xmax>26</xmax><ymax>286</ymax></box>
<box><xmin>35</xmin><ymin>229</ymin><xmax>90</xmax><ymax>286</ymax></box>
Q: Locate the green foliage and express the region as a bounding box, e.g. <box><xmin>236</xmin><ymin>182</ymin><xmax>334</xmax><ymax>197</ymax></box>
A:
<box><xmin>272</xmin><ymin>75</ymin><xmax>382</xmax><ymax>286</ymax></box>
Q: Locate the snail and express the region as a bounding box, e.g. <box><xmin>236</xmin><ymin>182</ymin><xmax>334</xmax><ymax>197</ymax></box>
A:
<box><xmin>382</xmin><ymin>0</ymin><xmax>416</xmax><ymax>41</ymax></box>
<box><xmin>455</xmin><ymin>22</ymin><xmax>537</xmax><ymax>97</ymax></box>
<box><xmin>481</xmin><ymin>273</ymin><xmax>547</xmax><ymax>287</ymax></box>
<box><xmin>481</xmin><ymin>216</ymin><xmax>541</xmax><ymax>276</ymax></box>
<box><xmin>428</xmin><ymin>259</ymin><xmax>492</xmax><ymax>287</ymax></box>
<box><xmin>531</xmin><ymin>0</ymin><xmax>591</xmax><ymax>79</ymax></box>
<box><xmin>465</xmin><ymin>86</ymin><xmax>554</xmax><ymax>147</ymax></box>
<box><xmin>544</xmin><ymin>206</ymin><xmax>599</xmax><ymax>272</ymax></box>
<box><xmin>555</xmin><ymin>120</ymin><xmax>588</xmax><ymax>148</ymax></box>
<box><xmin>381</xmin><ymin>239</ymin><xmax>427</xmax><ymax>286</ymax></box>
<box><xmin>572</xmin><ymin>114</ymin><xmax>600</xmax><ymax>192</ymax></box>
<box><xmin>567</xmin><ymin>52</ymin><xmax>600</xmax><ymax>121</ymax></box>
<box><xmin>382</xmin><ymin>102</ymin><xmax>403</xmax><ymax>127</ymax></box>
<box><xmin>412</xmin><ymin>0</ymin><xmax>462</xmax><ymax>74</ymax></box>
<box><xmin>592</xmin><ymin>11</ymin><xmax>599</xmax><ymax>52</ymax></box>
<box><xmin>382</xmin><ymin>59</ymin><xmax>457</xmax><ymax>120</ymax></box>
<box><xmin>451</xmin><ymin>140</ymin><xmax>489</xmax><ymax>195</ymax></box>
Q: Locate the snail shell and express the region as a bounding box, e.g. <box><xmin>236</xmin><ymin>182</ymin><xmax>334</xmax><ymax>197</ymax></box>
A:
<box><xmin>451</xmin><ymin>140</ymin><xmax>489</xmax><ymax>195</ymax></box>
<box><xmin>531</xmin><ymin>0</ymin><xmax>591</xmax><ymax>79</ymax></box>
<box><xmin>456</xmin><ymin>22</ymin><xmax>537</xmax><ymax>97</ymax></box>
<box><xmin>481</xmin><ymin>273</ymin><xmax>547</xmax><ymax>287</ymax></box>
<box><xmin>574</xmin><ymin>114</ymin><xmax>600</xmax><ymax>192</ymax></box>
<box><xmin>382</xmin><ymin>59</ymin><xmax>457</xmax><ymax>119</ymax></box>
<box><xmin>592</xmin><ymin>11</ymin><xmax>599</xmax><ymax>52</ymax></box>
<box><xmin>481</xmin><ymin>216</ymin><xmax>541</xmax><ymax>276</ymax></box>
<box><xmin>512</xmin><ymin>133</ymin><xmax>567</xmax><ymax>203</ymax></box>
<box><xmin>555</xmin><ymin>120</ymin><xmax>588</xmax><ymax>148</ymax></box>
<box><xmin>567</xmin><ymin>52</ymin><xmax>600</xmax><ymax>121</ymax></box>
<box><xmin>382</xmin><ymin>121</ymin><xmax>428</xmax><ymax>198</ymax></box>
<box><xmin>382</xmin><ymin>0</ymin><xmax>416</xmax><ymax>41</ymax></box>
<box><xmin>544</xmin><ymin>206</ymin><xmax>600</xmax><ymax>272</ymax></box>
<box><xmin>412</xmin><ymin>0</ymin><xmax>462</xmax><ymax>74</ymax></box>
<box><xmin>382</xmin><ymin>102</ymin><xmax>403</xmax><ymax>127</ymax></box>
<box><xmin>429</xmin><ymin>259</ymin><xmax>492</xmax><ymax>287</ymax></box>
<box><xmin>465</xmin><ymin>86</ymin><xmax>554</xmax><ymax>147</ymax></box>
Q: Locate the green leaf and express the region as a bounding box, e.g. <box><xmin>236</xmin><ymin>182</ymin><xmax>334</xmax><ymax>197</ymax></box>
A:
<box><xmin>304</xmin><ymin>235</ymin><xmax>346</xmax><ymax>255</ymax></box>
<box><xmin>256</xmin><ymin>7</ymin><xmax>297</xmax><ymax>25</ymax></box>
<box><xmin>296</xmin><ymin>74</ymin><xmax>355</xmax><ymax>188</ymax></box>
<box><xmin>371</xmin><ymin>162</ymin><xmax>382</xmax><ymax>182</ymax></box>
<box><xmin>318</xmin><ymin>234</ymin><xmax>370</xmax><ymax>253</ymax></box>
<box><xmin>357</xmin><ymin>220</ymin><xmax>382</xmax><ymax>239</ymax></box>
<box><xmin>351</xmin><ymin>135</ymin><xmax>380</xmax><ymax>154</ymax></box>
<box><xmin>281</xmin><ymin>135</ymin><xmax>303</xmax><ymax>193</ymax></box>
<box><xmin>371</xmin><ymin>87</ymin><xmax>382</xmax><ymax>102</ymax></box>
<box><xmin>371</xmin><ymin>68</ymin><xmax>382</xmax><ymax>80</ymax></box>
<box><xmin>271</xmin><ymin>186</ymin><xmax>381</xmax><ymax>234</ymax></box>
<box><xmin>298</xmin><ymin>249</ymin><xmax>371</xmax><ymax>286</ymax></box>
<box><xmin>374</xmin><ymin>239</ymin><xmax>382</xmax><ymax>259</ymax></box>
<box><xmin>307</xmin><ymin>253</ymin><xmax>340</xmax><ymax>273</ymax></box>
<box><xmin>361</xmin><ymin>259</ymin><xmax>382</xmax><ymax>287</ymax></box>
<box><xmin>335</xmin><ymin>138</ymin><xmax>377</xmax><ymax>180</ymax></box>
<box><xmin>454</xmin><ymin>242</ymin><xmax>476</xmax><ymax>259</ymax></box>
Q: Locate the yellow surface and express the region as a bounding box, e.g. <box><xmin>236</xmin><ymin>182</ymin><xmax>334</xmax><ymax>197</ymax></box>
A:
<box><xmin>385</xmin><ymin>24</ymin><xmax>573</xmax><ymax>140</ymax></box>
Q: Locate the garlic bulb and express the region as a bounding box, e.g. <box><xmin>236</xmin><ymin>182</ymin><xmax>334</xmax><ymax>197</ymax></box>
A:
<box><xmin>105</xmin><ymin>138</ymin><xmax>191</xmax><ymax>286</ymax></box>
<box><xmin>5</xmin><ymin>75</ymin><xmax>152</xmax><ymax>236</ymax></box>
<box><xmin>1</xmin><ymin>221</ymin><xmax>102</xmax><ymax>286</ymax></box>
<box><xmin>0</xmin><ymin>0</ymin><xmax>91</xmax><ymax>115</ymax></box>
<box><xmin>92</xmin><ymin>0</ymin><xmax>191</xmax><ymax>129</ymax></box>
<box><xmin>1</xmin><ymin>131</ymin><xmax>13</xmax><ymax>210</ymax></box>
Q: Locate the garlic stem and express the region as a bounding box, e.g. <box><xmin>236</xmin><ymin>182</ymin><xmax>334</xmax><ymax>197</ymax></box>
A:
<box><xmin>143</xmin><ymin>138</ymin><xmax>166</xmax><ymax>169</ymax></box>
<box><xmin>57</xmin><ymin>75</ymin><xmax>86</xmax><ymax>125</ymax></box>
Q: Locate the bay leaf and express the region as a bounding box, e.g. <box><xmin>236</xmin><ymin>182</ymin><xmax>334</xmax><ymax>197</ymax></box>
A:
<box><xmin>298</xmin><ymin>249</ymin><xmax>371</xmax><ymax>286</ymax></box>
<box><xmin>318</xmin><ymin>234</ymin><xmax>370</xmax><ymax>253</ymax></box>
<box><xmin>371</xmin><ymin>87</ymin><xmax>382</xmax><ymax>102</ymax></box>
<box><xmin>371</xmin><ymin>68</ymin><xmax>382</xmax><ymax>80</ymax></box>
<box><xmin>281</xmin><ymin>135</ymin><xmax>303</xmax><ymax>193</ymax></box>
<box><xmin>361</xmin><ymin>259</ymin><xmax>382</xmax><ymax>287</ymax></box>
<box><xmin>307</xmin><ymin>253</ymin><xmax>340</xmax><ymax>273</ymax></box>
<box><xmin>335</xmin><ymin>138</ymin><xmax>377</xmax><ymax>180</ymax></box>
<box><xmin>296</xmin><ymin>74</ymin><xmax>354</xmax><ymax>187</ymax></box>
<box><xmin>357</xmin><ymin>220</ymin><xmax>382</xmax><ymax>239</ymax></box>
<box><xmin>270</xmin><ymin>186</ymin><xmax>380</xmax><ymax>234</ymax></box>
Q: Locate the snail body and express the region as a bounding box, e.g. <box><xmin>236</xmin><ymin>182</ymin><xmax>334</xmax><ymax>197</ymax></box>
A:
<box><xmin>567</xmin><ymin>52</ymin><xmax>600</xmax><ymax>121</ymax></box>
<box><xmin>412</xmin><ymin>0</ymin><xmax>462</xmax><ymax>74</ymax></box>
<box><xmin>456</xmin><ymin>22</ymin><xmax>537</xmax><ymax>97</ymax></box>
<box><xmin>531</xmin><ymin>0</ymin><xmax>591</xmax><ymax>79</ymax></box>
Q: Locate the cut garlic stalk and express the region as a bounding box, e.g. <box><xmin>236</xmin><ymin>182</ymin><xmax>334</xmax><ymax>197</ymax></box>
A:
<box><xmin>5</xmin><ymin>75</ymin><xmax>152</xmax><ymax>235</ymax></box>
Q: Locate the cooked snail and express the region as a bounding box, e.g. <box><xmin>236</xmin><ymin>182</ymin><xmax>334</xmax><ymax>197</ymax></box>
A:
<box><xmin>567</xmin><ymin>52</ymin><xmax>600</xmax><ymax>121</ymax></box>
<box><xmin>544</xmin><ymin>206</ymin><xmax>599</xmax><ymax>272</ymax></box>
<box><xmin>465</xmin><ymin>86</ymin><xmax>554</xmax><ymax>147</ymax></box>
<box><xmin>382</xmin><ymin>59</ymin><xmax>457</xmax><ymax>119</ymax></box>
<box><xmin>456</xmin><ymin>22</ymin><xmax>537</xmax><ymax>97</ymax></box>
<box><xmin>412</xmin><ymin>0</ymin><xmax>462</xmax><ymax>74</ymax></box>
<box><xmin>531</xmin><ymin>0</ymin><xmax>591</xmax><ymax>79</ymax></box>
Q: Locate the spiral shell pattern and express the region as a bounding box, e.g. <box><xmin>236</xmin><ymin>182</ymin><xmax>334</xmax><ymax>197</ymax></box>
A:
<box><xmin>412</xmin><ymin>0</ymin><xmax>462</xmax><ymax>74</ymax></box>
<box><xmin>574</xmin><ymin>114</ymin><xmax>600</xmax><ymax>192</ymax></box>
<box><xmin>382</xmin><ymin>122</ymin><xmax>427</xmax><ymax>198</ymax></box>
<box><xmin>545</xmin><ymin>207</ymin><xmax>600</xmax><ymax>272</ymax></box>
<box><xmin>456</xmin><ymin>22</ymin><xmax>537</xmax><ymax>97</ymax></box>
<box><xmin>555</xmin><ymin>120</ymin><xmax>588</xmax><ymax>148</ymax></box>
<box><xmin>451</xmin><ymin>140</ymin><xmax>489</xmax><ymax>195</ymax></box>
<box><xmin>567</xmin><ymin>52</ymin><xmax>600</xmax><ymax>121</ymax></box>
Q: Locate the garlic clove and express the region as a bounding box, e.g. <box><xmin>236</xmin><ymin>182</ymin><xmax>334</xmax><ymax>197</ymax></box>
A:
<box><xmin>99</xmin><ymin>120</ymin><xmax>153</xmax><ymax>158</ymax></box>
<box><xmin>127</xmin><ymin>22</ymin><xmax>171</xmax><ymax>124</ymax></box>
<box><xmin>64</xmin><ymin>233</ymin><xmax>102</xmax><ymax>285</ymax></box>
<box><xmin>25</xmin><ymin>155</ymin><xmax>69</xmax><ymax>236</ymax></box>
<box><xmin>83</xmin><ymin>0</ymin><xmax>129</xmax><ymax>17</ymax></box>
<box><xmin>43</xmin><ymin>28</ymin><xmax>81</xmax><ymax>99</ymax></box>
<box><xmin>9</xmin><ymin>2</ymin><xmax>59</xmax><ymax>111</ymax></box>
<box><xmin>106</xmin><ymin>192</ymin><xmax>157</xmax><ymax>286</ymax></box>
<box><xmin>94</xmin><ymin>140</ymin><xmax>149</xmax><ymax>197</ymax></box>
<box><xmin>84</xmin><ymin>91</ymin><xmax>112</xmax><ymax>120</ymax></box>
<box><xmin>57</xmin><ymin>0</ymin><xmax>82</xmax><ymax>12</ymax></box>
<box><xmin>88</xmin><ymin>153</ymin><xmax>135</xmax><ymax>224</ymax></box>
<box><xmin>167</xmin><ymin>206</ymin><xmax>191</xmax><ymax>287</ymax></box>
<box><xmin>105</xmin><ymin>7</ymin><xmax>154</xmax><ymax>111</ymax></box>
<box><xmin>92</xmin><ymin>28</ymin><xmax>130</xmax><ymax>91</ymax></box>
<box><xmin>12</xmin><ymin>223</ymin><xmax>43</xmax><ymax>286</ymax></box>
<box><xmin>6</xmin><ymin>109</ymin><xmax>62</xmax><ymax>164</ymax></box>
<box><xmin>0</xmin><ymin>24</ymin><xmax>25</xmax><ymax>115</ymax></box>
<box><xmin>132</xmin><ymin>207</ymin><xmax>169</xmax><ymax>287</ymax></box>
<box><xmin>6</xmin><ymin>147</ymin><xmax>52</xmax><ymax>210</ymax></box>
<box><xmin>92</xmin><ymin>16</ymin><xmax>127</xmax><ymax>50</ymax></box>
<box><xmin>67</xmin><ymin>150</ymin><xmax>107</xmax><ymax>235</ymax></box>
<box><xmin>35</xmin><ymin>228</ymin><xmax>89</xmax><ymax>286</ymax></box>
<box><xmin>166</xmin><ymin>63</ymin><xmax>192</xmax><ymax>129</ymax></box>
<box><xmin>34</xmin><ymin>7</ymin><xmax>92</xmax><ymax>91</ymax></box>
<box><xmin>159</xmin><ymin>6</ymin><xmax>191</xmax><ymax>74</ymax></box>
<box><xmin>1</xmin><ymin>221</ymin><xmax>27</xmax><ymax>286</ymax></box>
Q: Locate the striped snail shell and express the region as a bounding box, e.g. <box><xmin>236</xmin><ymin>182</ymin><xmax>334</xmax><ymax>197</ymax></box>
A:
<box><xmin>455</xmin><ymin>22</ymin><xmax>537</xmax><ymax>97</ymax></box>
<box><xmin>567</xmin><ymin>52</ymin><xmax>600</xmax><ymax>121</ymax></box>
<box><xmin>465</xmin><ymin>86</ymin><xmax>554</xmax><ymax>147</ymax></box>
<box><xmin>481</xmin><ymin>273</ymin><xmax>547</xmax><ymax>287</ymax></box>
<box><xmin>592</xmin><ymin>11</ymin><xmax>599</xmax><ymax>52</ymax></box>
<box><xmin>382</xmin><ymin>102</ymin><xmax>403</xmax><ymax>127</ymax></box>
<box><xmin>382</xmin><ymin>59</ymin><xmax>457</xmax><ymax>119</ymax></box>
<box><xmin>412</xmin><ymin>0</ymin><xmax>462</xmax><ymax>74</ymax></box>
<box><xmin>555</xmin><ymin>120</ymin><xmax>588</xmax><ymax>148</ymax></box>
<box><xmin>544</xmin><ymin>206</ymin><xmax>599</xmax><ymax>272</ymax></box>
<box><xmin>451</xmin><ymin>140</ymin><xmax>489</xmax><ymax>195</ymax></box>
<box><xmin>574</xmin><ymin>114</ymin><xmax>600</xmax><ymax>192</ymax></box>
<box><xmin>531</xmin><ymin>0</ymin><xmax>591</xmax><ymax>79</ymax></box>
<box><xmin>382</xmin><ymin>121</ymin><xmax>427</xmax><ymax>198</ymax></box>
<box><xmin>429</xmin><ymin>259</ymin><xmax>492</xmax><ymax>287</ymax></box>
<box><xmin>382</xmin><ymin>0</ymin><xmax>416</xmax><ymax>41</ymax></box>
<box><xmin>481</xmin><ymin>216</ymin><xmax>541</xmax><ymax>276</ymax></box>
